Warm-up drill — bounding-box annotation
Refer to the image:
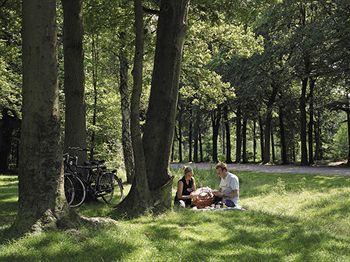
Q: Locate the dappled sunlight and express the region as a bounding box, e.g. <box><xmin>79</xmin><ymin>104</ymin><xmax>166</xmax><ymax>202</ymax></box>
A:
<box><xmin>1</xmin><ymin>172</ymin><xmax>350</xmax><ymax>261</ymax></box>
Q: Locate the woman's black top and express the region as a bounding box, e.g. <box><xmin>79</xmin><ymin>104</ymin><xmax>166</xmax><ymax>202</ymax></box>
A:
<box><xmin>174</xmin><ymin>176</ymin><xmax>194</xmax><ymax>206</ymax></box>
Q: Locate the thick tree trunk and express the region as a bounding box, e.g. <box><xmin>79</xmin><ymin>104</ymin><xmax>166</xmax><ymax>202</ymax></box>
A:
<box><xmin>242</xmin><ymin>117</ymin><xmax>247</xmax><ymax>163</ymax></box>
<box><xmin>235</xmin><ymin>107</ymin><xmax>242</xmax><ymax>163</ymax></box>
<box><xmin>259</xmin><ymin>115</ymin><xmax>264</xmax><ymax>162</ymax></box>
<box><xmin>253</xmin><ymin>120</ymin><xmax>257</xmax><ymax>163</ymax></box>
<box><xmin>142</xmin><ymin>0</ymin><xmax>190</xmax><ymax>211</ymax></box>
<box><xmin>211</xmin><ymin>109</ymin><xmax>221</xmax><ymax>163</ymax></box>
<box><xmin>118</xmin><ymin>32</ymin><xmax>134</xmax><ymax>184</ymax></box>
<box><xmin>117</xmin><ymin>0</ymin><xmax>151</xmax><ymax>215</ymax></box>
<box><xmin>279</xmin><ymin>106</ymin><xmax>288</xmax><ymax>164</ymax></box>
<box><xmin>308</xmin><ymin>78</ymin><xmax>315</xmax><ymax>165</ymax></box>
<box><xmin>62</xmin><ymin>0</ymin><xmax>87</xmax><ymax>163</ymax></box>
<box><xmin>90</xmin><ymin>36</ymin><xmax>98</xmax><ymax>161</ymax></box>
<box><xmin>224</xmin><ymin>106</ymin><xmax>232</xmax><ymax>163</ymax></box>
<box><xmin>14</xmin><ymin>0</ymin><xmax>70</xmax><ymax>233</ymax></box>
<box><xmin>300</xmin><ymin>78</ymin><xmax>309</xmax><ymax>165</ymax></box>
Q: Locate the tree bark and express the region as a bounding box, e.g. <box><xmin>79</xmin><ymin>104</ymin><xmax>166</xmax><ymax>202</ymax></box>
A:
<box><xmin>259</xmin><ymin>115</ymin><xmax>264</xmax><ymax>162</ymax></box>
<box><xmin>211</xmin><ymin>109</ymin><xmax>221</xmax><ymax>163</ymax></box>
<box><xmin>193</xmin><ymin>108</ymin><xmax>199</xmax><ymax>163</ymax></box>
<box><xmin>314</xmin><ymin>110</ymin><xmax>322</xmax><ymax>161</ymax></box>
<box><xmin>189</xmin><ymin>106</ymin><xmax>193</xmax><ymax>162</ymax></box>
<box><xmin>117</xmin><ymin>0</ymin><xmax>151</xmax><ymax>215</ymax></box>
<box><xmin>118</xmin><ymin>32</ymin><xmax>134</xmax><ymax>184</ymax></box>
<box><xmin>308</xmin><ymin>78</ymin><xmax>315</xmax><ymax>165</ymax></box>
<box><xmin>199</xmin><ymin>128</ymin><xmax>203</xmax><ymax>162</ymax></box>
<box><xmin>263</xmin><ymin>85</ymin><xmax>278</xmax><ymax>164</ymax></box>
<box><xmin>271</xmin><ymin>125</ymin><xmax>275</xmax><ymax>163</ymax></box>
<box><xmin>90</xmin><ymin>36</ymin><xmax>98</xmax><ymax>161</ymax></box>
<box><xmin>242</xmin><ymin>117</ymin><xmax>247</xmax><ymax>163</ymax></box>
<box><xmin>142</xmin><ymin>0</ymin><xmax>190</xmax><ymax>211</ymax></box>
<box><xmin>300</xmin><ymin>77</ymin><xmax>309</xmax><ymax>165</ymax></box>
<box><xmin>62</xmin><ymin>0</ymin><xmax>87</xmax><ymax>163</ymax></box>
<box><xmin>279</xmin><ymin>106</ymin><xmax>288</xmax><ymax>164</ymax></box>
<box><xmin>0</xmin><ymin>109</ymin><xmax>20</xmax><ymax>172</ymax></box>
<box><xmin>14</xmin><ymin>0</ymin><xmax>69</xmax><ymax>233</ymax></box>
<box><xmin>347</xmin><ymin>110</ymin><xmax>350</xmax><ymax>166</ymax></box>
<box><xmin>235</xmin><ymin>107</ymin><xmax>242</xmax><ymax>163</ymax></box>
<box><xmin>224</xmin><ymin>105</ymin><xmax>232</xmax><ymax>163</ymax></box>
<box><xmin>253</xmin><ymin>120</ymin><xmax>257</xmax><ymax>163</ymax></box>
<box><xmin>178</xmin><ymin>105</ymin><xmax>183</xmax><ymax>162</ymax></box>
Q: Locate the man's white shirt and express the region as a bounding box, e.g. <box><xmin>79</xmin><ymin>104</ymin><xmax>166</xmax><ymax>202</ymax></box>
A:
<box><xmin>219</xmin><ymin>172</ymin><xmax>239</xmax><ymax>205</ymax></box>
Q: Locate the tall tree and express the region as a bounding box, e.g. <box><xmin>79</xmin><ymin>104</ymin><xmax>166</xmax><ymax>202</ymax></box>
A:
<box><xmin>14</xmin><ymin>0</ymin><xmax>69</xmax><ymax>233</ymax></box>
<box><xmin>118</xmin><ymin>31</ymin><xmax>134</xmax><ymax>183</ymax></box>
<box><xmin>142</xmin><ymin>0</ymin><xmax>190</xmax><ymax>200</ymax></box>
<box><xmin>62</xmin><ymin>0</ymin><xmax>87</xmax><ymax>163</ymax></box>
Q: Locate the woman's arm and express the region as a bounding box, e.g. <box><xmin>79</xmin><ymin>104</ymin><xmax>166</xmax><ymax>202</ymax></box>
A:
<box><xmin>192</xmin><ymin>177</ymin><xmax>196</xmax><ymax>191</ymax></box>
<box><xmin>177</xmin><ymin>181</ymin><xmax>190</xmax><ymax>200</ymax></box>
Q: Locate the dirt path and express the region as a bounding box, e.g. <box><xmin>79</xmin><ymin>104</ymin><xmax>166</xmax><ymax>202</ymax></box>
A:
<box><xmin>170</xmin><ymin>162</ymin><xmax>350</xmax><ymax>176</ymax></box>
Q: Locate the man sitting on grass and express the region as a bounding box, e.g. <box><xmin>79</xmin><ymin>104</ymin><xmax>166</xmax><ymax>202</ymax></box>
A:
<box><xmin>213</xmin><ymin>162</ymin><xmax>239</xmax><ymax>207</ymax></box>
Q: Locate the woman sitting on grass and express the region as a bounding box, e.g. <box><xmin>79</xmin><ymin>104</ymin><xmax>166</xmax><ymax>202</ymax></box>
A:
<box><xmin>174</xmin><ymin>166</ymin><xmax>196</xmax><ymax>208</ymax></box>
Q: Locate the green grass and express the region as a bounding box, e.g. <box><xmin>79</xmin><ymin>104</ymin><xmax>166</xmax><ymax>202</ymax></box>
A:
<box><xmin>1</xmin><ymin>169</ymin><xmax>350</xmax><ymax>261</ymax></box>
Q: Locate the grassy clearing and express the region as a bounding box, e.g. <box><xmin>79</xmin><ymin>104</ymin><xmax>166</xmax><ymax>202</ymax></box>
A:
<box><xmin>1</xmin><ymin>169</ymin><xmax>350</xmax><ymax>261</ymax></box>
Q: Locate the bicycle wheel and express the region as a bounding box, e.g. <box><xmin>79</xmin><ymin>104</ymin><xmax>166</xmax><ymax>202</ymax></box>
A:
<box><xmin>113</xmin><ymin>174</ymin><xmax>124</xmax><ymax>203</ymax></box>
<box><xmin>64</xmin><ymin>174</ymin><xmax>75</xmax><ymax>206</ymax></box>
<box><xmin>70</xmin><ymin>175</ymin><xmax>86</xmax><ymax>208</ymax></box>
<box><xmin>98</xmin><ymin>172</ymin><xmax>114</xmax><ymax>204</ymax></box>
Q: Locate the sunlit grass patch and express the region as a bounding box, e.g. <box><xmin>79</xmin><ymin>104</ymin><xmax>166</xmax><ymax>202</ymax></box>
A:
<box><xmin>1</xmin><ymin>171</ymin><xmax>350</xmax><ymax>261</ymax></box>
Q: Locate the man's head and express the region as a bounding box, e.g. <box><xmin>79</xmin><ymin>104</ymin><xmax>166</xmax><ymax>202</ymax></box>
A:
<box><xmin>215</xmin><ymin>162</ymin><xmax>228</xmax><ymax>178</ymax></box>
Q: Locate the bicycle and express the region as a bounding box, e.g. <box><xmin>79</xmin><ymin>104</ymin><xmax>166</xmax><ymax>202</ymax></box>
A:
<box><xmin>64</xmin><ymin>148</ymin><xmax>124</xmax><ymax>207</ymax></box>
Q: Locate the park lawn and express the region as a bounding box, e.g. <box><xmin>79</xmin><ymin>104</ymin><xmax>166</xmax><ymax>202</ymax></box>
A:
<box><xmin>1</xmin><ymin>169</ymin><xmax>350</xmax><ymax>261</ymax></box>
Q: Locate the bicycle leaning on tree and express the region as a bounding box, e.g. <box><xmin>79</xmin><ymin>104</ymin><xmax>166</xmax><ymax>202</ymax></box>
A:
<box><xmin>63</xmin><ymin>148</ymin><xmax>124</xmax><ymax>208</ymax></box>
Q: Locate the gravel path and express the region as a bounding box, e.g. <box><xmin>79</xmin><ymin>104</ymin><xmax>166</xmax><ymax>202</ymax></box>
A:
<box><xmin>170</xmin><ymin>162</ymin><xmax>350</xmax><ymax>176</ymax></box>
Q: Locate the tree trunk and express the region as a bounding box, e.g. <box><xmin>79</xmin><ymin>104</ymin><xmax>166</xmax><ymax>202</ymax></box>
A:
<box><xmin>271</xmin><ymin>125</ymin><xmax>275</xmax><ymax>163</ymax></box>
<box><xmin>300</xmin><ymin>78</ymin><xmax>309</xmax><ymax>165</ymax></box>
<box><xmin>314</xmin><ymin>110</ymin><xmax>322</xmax><ymax>161</ymax></box>
<box><xmin>235</xmin><ymin>107</ymin><xmax>242</xmax><ymax>163</ymax></box>
<box><xmin>263</xmin><ymin>85</ymin><xmax>278</xmax><ymax>164</ymax></box>
<box><xmin>253</xmin><ymin>120</ymin><xmax>257</xmax><ymax>163</ymax></box>
<box><xmin>189</xmin><ymin>107</ymin><xmax>193</xmax><ymax>162</ymax></box>
<box><xmin>0</xmin><ymin>109</ymin><xmax>20</xmax><ymax>172</ymax></box>
<box><xmin>14</xmin><ymin>0</ymin><xmax>69</xmax><ymax>233</ymax></box>
<box><xmin>90</xmin><ymin>36</ymin><xmax>98</xmax><ymax>161</ymax></box>
<box><xmin>242</xmin><ymin>117</ymin><xmax>247</xmax><ymax>163</ymax></box>
<box><xmin>62</xmin><ymin>0</ymin><xmax>87</xmax><ymax>163</ymax></box>
<box><xmin>117</xmin><ymin>0</ymin><xmax>151</xmax><ymax>215</ymax></box>
<box><xmin>118</xmin><ymin>32</ymin><xmax>134</xmax><ymax>184</ymax></box>
<box><xmin>142</xmin><ymin>0</ymin><xmax>190</xmax><ymax>211</ymax></box>
<box><xmin>308</xmin><ymin>78</ymin><xmax>315</xmax><ymax>165</ymax></box>
<box><xmin>193</xmin><ymin>108</ymin><xmax>199</xmax><ymax>163</ymax></box>
<box><xmin>178</xmin><ymin>105</ymin><xmax>183</xmax><ymax>162</ymax></box>
<box><xmin>279</xmin><ymin>106</ymin><xmax>288</xmax><ymax>165</ymax></box>
<box><xmin>259</xmin><ymin>115</ymin><xmax>264</xmax><ymax>162</ymax></box>
<box><xmin>222</xmin><ymin>119</ymin><xmax>225</xmax><ymax>156</ymax></box>
<box><xmin>199</xmin><ymin>129</ymin><xmax>203</xmax><ymax>162</ymax></box>
<box><xmin>211</xmin><ymin>109</ymin><xmax>221</xmax><ymax>163</ymax></box>
<box><xmin>347</xmin><ymin>110</ymin><xmax>350</xmax><ymax>166</ymax></box>
<box><xmin>224</xmin><ymin>105</ymin><xmax>232</xmax><ymax>163</ymax></box>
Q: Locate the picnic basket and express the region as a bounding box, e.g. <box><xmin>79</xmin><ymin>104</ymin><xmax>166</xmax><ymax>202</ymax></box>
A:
<box><xmin>191</xmin><ymin>187</ymin><xmax>214</xmax><ymax>208</ymax></box>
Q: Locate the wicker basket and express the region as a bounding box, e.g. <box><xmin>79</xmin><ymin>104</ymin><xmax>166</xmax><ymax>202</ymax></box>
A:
<box><xmin>191</xmin><ymin>187</ymin><xmax>214</xmax><ymax>209</ymax></box>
